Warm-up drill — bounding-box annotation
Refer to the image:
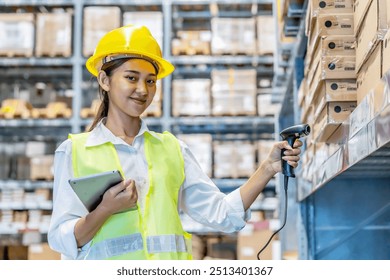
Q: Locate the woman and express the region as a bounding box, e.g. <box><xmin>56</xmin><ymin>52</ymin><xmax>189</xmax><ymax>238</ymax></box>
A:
<box><xmin>48</xmin><ymin>24</ymin><xmax>302</xmax><ymax>260</ymax></box>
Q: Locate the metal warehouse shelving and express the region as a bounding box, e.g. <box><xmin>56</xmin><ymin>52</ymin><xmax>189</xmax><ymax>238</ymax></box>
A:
<box><xmin>278</xmin><ymin>0</ymin><xmax>390</xmax><ymax>260</ymax></box>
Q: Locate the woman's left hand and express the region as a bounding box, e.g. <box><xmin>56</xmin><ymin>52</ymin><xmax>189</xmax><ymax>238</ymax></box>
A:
<box><xmin>263</xmin><ymin>140</ymin><xmax>303</xmax><ymax>175</ymax></box>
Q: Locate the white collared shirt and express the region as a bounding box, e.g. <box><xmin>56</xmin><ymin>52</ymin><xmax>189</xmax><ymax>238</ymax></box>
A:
<box><xmin>48</xmin><ymin>119</ymin><xmax>250</xmax><ymax>259</ymax></box>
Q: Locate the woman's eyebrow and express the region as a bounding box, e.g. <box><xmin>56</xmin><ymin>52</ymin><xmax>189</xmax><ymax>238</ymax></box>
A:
<box><xmin>124</xmin><ymin>70</ymin><xmax>157</xmax><ymax>77</ymax></box>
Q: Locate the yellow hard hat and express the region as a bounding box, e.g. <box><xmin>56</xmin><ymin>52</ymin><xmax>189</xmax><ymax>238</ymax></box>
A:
<box><xmin>86</xmin><ymin>24</ymin><xmax>174</xmax><ymax>79</ymax></box>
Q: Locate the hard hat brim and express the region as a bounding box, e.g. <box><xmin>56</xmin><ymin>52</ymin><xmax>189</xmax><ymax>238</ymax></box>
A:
<box><xmin>86</xmin><ymin>50</ymin><xmax>175</xmax><ymax>79</ymax></box>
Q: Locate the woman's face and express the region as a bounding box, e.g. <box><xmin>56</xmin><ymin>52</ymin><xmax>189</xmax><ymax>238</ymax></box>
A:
<box><xmin>106</xmin><ymin>58</ymin><xmax>157</xmax><ymax>118</ymax></box>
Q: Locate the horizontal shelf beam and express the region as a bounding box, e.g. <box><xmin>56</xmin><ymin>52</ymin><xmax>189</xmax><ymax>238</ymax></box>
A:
<box><xmin>0</xmin><ymin>0</ymin><xmax>74</xmax><ymax>6</ymax></box>
<box><xmin>0</xmin><ymin>57</ymin><xmax>73</xmax><ymax>67</ymax></box>
<box><xmin>172</xmin><ymin>0</ymin><xmax>272</xmax><ymax>4</ymax></box>
<box><xmin>170</xmin><ymin>55</ymin><xmax>273</xmax><ymax>65</ymax></box>
<box><xmin>0</xmin><ymin>180</ymin><xmax>53</xmax><ymax>190</ymax></box>
<box><xmin>0</xmin><ymin>119</ymin><xmax>71</xmax><ymax>127</ymax></box>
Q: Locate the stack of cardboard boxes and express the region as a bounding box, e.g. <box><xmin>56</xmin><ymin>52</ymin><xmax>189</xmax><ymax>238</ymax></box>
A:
<box><xmin>0</xmin><ymin>11</ymin><xmax>72</xmax><ymax>58</ymax></box>
<box><xmin>303</xmin><ymin>0</ymin><xmax>357</xmax><ymax>144</ymax></box>
<box><xmin>300</xmin><ymin>0</ymin><xmax>390</xmax><ymax>182</ymax></box>
<box><xmin>211</xmin><ymin>69</ymin><xmax>257</xmax><ymax>116</ymax></box>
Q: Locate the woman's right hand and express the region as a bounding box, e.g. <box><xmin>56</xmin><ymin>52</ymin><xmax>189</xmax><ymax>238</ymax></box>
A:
<box><xmin>99</xmin><ymin>179</ymin><xmax>138</xmax><ymax>215</ymax></box>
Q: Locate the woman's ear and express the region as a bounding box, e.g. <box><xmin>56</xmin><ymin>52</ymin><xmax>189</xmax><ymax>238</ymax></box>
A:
<box><xmin>97</xmin><ymin>70</ymin><xmax>110</xmax><ymax>92</ymax></box>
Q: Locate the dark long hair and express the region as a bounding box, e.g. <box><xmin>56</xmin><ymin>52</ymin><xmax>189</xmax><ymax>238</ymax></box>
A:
<box><xmin>88</xmin><ymin>59</ymin><xmax>130</xmax><ymax>131</ymax></box>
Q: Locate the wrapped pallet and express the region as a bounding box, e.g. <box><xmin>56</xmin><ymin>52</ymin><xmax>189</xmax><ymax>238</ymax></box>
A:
<box><xmin>211</xmin><ymin>17</ymin><xmax>256</xmax><ymax>55</ymax></box>
<box><xmin>0</xmin><ymin>13</ymin><xmax>34</xmax><ymax>57</ymax></box>
<box><xmin>123</xmin><ymin>11</ymin><xmax>163</xmax><ymax>47</ymax></box>
<box><xmin>177</xmin><ymin>134</ymin><xmax>213</xmax><ymax>177</ymax></box>
<box><xmin>83</xmin><ymin>6</ymin><xmax>121</xmax><ymax>57</ymax></box>
<box><xmin>35</xmin><ymin>11</ymin><xmax>72</xmax><ymax>57</ymax></box>
<box><xmin>172</xmin><ymin>30</ymin><xmax>211</xmax><ymax>55</ymax></box>
<box><xmin>211</xmin><ymin>69</ymin><xmax>256</xmax><ymax>116</ymax></box>
<box><xmin>257</xmin><ymin>15</ymin><xmax>276</xmax><ymax>55</ymax></box>
<box><xmin>213</xmin><ymin>141</ymin><xmax>256</xmax><ymax>178</ymax></box>
<box><xmin>172</xmin><ymin>79</ymin><xmax>211</xmax><ymax>116</ymax></box>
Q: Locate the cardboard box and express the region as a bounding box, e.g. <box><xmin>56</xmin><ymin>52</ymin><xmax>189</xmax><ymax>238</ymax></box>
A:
<box><xmin>7</xmin><ymin>245</ymin><xmax>28</xmax><ymax>260</ymax></box>
<box><xmin>314</xmin><ymin>101</ymin><xmax>357</xmax><ymax>142</ymax></box>
<box><xmin>312</xmin><ymin>79</ymin><xmax>357</xmax><ymax>119</ymax></box>
<box><xmin>28</xmin><ymin>243</ymin><xmax>61</xmax><ymax>260</ymax></box>
<box><xmin>353</xmin><ymin>0</ymin><xmax>373</xmax><ymax>34</ymax></box>
<box><xmin>357</xmin><ymin>42</ymin><xmax>382</xmax><ymax>104</ymax></box>
<box><xmin>306</xmin><ymin>35</ymin><xmax>355</xmax><ymax>82</ymax></box>
<box><xmin>35</xmin><ymin>12</ymin><xmax>72</xmax><ymax>57</ymax></box>
<box><xmin>355</xmin><ymin>0</ymin><xmax>388</xmax><ymax>73</ymax></box>
<box><xmin>206</xmin><ymin>236</ymin><xmax>237</xmax><ymax>260</ymax></box>
<box><xmin>237</xmin><ymin>229</ymin><xmax>275</xmax><ymax>260</ymax></box>
<box><xmin>83</xmin><ymin>6</ymin><xmax>121</xmax><ymax>57</ymax></box>
<box><xmin>310</xmin><ymin>0</ymin><xmax>353</xmax><ymax>16</ymax></box>
<box><xmin>308</xmin><ymin>13</ymin><xmax>354</xmax><ymax>56</ymax></box>
<box><xmin>308</xmin><ymin>55</ymin><xmax>356</xmax><ymax>97</ymax></box>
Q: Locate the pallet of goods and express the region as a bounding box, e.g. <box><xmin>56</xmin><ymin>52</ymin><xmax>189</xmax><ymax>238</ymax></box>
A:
<box><xmin>172</xmin><ymin>30</ymin><xmax>211</xmax><ymax>56</ymax></box>
<box><xmin>0</xmin><ymin>99</ymin><xmax>34</xmax><ymax>119</ymax></box>
<box><xmin>211</xmin><ymin>17</ymin><xmax>256</xmax><ymax>55</ymax></box>
<box><xmin>35</xmin><ymin>12</ymin><xmax>72</xmax><ymax>57</ymax></box>
<box><xmin>0</xmin><ymin>13</ymin><xmax>34</xmax><ymax>57</ymax></box>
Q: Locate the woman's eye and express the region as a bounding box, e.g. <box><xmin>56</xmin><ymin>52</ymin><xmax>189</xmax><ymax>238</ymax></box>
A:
<box><xmin>147</xmin><ymin>80</ymin><xmax>156</xmax><ymax>85</ymax></box>
<box><xmin>126</xmin><ymin>76</ymin><xmax>136</xmax><ymax>81</ymax></box>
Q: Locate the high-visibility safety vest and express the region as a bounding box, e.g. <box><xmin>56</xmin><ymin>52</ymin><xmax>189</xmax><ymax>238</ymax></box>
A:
<box><xmin>69</xmin><ymin>131</ymin><xmax>192</xmax><ymax>260</ymax></box>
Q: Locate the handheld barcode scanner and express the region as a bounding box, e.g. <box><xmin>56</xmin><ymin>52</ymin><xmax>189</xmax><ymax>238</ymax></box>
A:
<box><xmin>257</xmin><ymin>124</ymin><xmax>310</xmax><ymax>260</ymax></box>
<box><xmin>280</xmin><ymin>124</ymin><xmax>311</xmax><ymax>178</ymax></box>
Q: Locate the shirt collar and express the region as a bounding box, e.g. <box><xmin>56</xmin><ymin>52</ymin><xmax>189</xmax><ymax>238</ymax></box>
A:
<box><xmin>85</xmin><ymin>118</ymin><xmax>162</xmax><ymax>147</ymax></box>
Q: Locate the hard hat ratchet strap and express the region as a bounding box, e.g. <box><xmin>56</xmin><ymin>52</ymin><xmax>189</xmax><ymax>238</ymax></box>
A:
<box><xmin>102</xmin><ymin>54</ymin><xmax>159</xmax><ymax>73</ymax></box>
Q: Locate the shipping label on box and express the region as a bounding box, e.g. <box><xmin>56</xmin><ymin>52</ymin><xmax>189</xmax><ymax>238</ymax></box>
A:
<box><xmin>355</xmin><ymin>0</ymin><xmax>388</xmax><ymax>73</ymax></box>
<box><xmin>320</xmin><ymin>35</ymin><xmax>356</xmax><ymax>56</ymax></box>
<box><xmin>321</xmin><ymin>55</ymin><xmax>356</xmax><ymax>79</ymax></box>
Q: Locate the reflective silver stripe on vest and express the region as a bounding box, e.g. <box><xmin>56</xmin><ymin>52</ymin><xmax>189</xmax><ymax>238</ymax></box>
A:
<box><xmin>85</xmin><ymin>233</ymin><xmax>143</xmax><ymax>259</ymax></box>
<box><xmin>147</xmin><ymin>235</ymin><xmax>189</xmax><ymax>253</ymax></box>
<box><xmin>85</xmin><ymin>234</ymin><xmax>190</xmax><ymax>259</ymax></box>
